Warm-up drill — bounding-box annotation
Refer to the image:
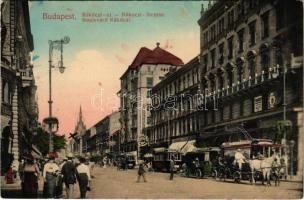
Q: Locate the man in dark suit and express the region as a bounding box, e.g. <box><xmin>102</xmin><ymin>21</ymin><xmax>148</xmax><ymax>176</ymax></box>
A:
<box><xmin>136</xmin><ymin>160</ymin><xmax>147</xmax><ymax>183</ymax></box>
<box><xmin>61</xmin><ymin>153</ymin><xmax>77</xmax><ymax>199</ymax></box>
<box><xmin>169</xmin><ymin>158</ymin><xmax>175</xmax><ymax>180</ymax></box>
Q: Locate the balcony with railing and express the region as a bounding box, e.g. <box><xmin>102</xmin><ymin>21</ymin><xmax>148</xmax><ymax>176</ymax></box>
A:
<box><xmin>19</xmin><ymin>67</ymin><xmax>33</xmax><ymax>87</ymax></box>
<box><xmin>202</xmin><ymin>67</ymin><xmax>281</xmax><ymax>104</ymax></box>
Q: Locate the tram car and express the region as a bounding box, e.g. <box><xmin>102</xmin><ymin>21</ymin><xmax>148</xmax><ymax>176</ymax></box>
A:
<box><xmin>152</xmin><ymin>148</ymin><xmax>182</xmax><ymax>172</ymax></box>
<box><xmin>125</xmin><ymin>152</ymin><xmax>136</xmax><ymax>169</ymax></box>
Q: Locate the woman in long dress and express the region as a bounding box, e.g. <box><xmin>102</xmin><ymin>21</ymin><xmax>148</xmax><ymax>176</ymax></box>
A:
<box><xmin>22</xmin><ymin>154</ymin><xmax>40</xmax><ymax>198</ymax></box>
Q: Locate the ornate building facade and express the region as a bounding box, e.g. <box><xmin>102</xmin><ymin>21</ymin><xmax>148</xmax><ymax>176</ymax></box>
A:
<box><xmin>145</xmin><ymin>0</ymin><xmax>303</xmax><ymax>178</ymax></box>
<box><xmin>1</xmin><ymin>0</ymin><xmax>38</xmax><ymax>174</ymax></box>
<box><xmin>147</xmin><ymin>56</ymin><xmax>201</xmax><ymax>151</ymax></box>
<box><xmin>119</xmin><ymin>43</ymin><xmax>184</xmax><ymax>158</ymax></box>
<box><xmin>197</xmin><ymin>0</ymin><xmax>303</xmax><ymax>177</ymax></box>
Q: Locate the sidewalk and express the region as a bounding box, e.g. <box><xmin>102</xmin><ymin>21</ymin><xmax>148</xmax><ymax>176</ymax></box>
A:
<box><xmin>1</xmin><ymin>176</ymin><xmax>44</xmax><ymax>198</ymax></box>
<box><xmin>1</xmin><ymin>176</ymin><xmax>21</xmax><ymax>190</ymax></box>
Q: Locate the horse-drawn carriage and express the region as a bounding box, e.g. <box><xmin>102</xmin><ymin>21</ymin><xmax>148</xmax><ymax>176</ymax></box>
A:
<box><xmin>181</xmin><ymin>147</ymin><xmax>220</xmax><ymax>178</ymax></box>
<box><xmin>216</xmin><ymin>139</ymin><xmax>285</xmax><ymax>185</ymax></box>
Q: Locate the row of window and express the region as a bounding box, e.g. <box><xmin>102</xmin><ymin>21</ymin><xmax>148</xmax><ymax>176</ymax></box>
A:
<box><xmin>202</xmin><ymin>11</ymin><xmax>270</xmax><ymax>72</ymax></box>
<box><xmin>150</xmin><ymin>92</ymin><xmax>278</xmax><ymax>141</ymax></box>
<box><xmin>203</xmin><ymin>0</ymin><xmax>262</xmax><ymax>46</ymax></box>
<box><xmin>150</xmin><ymin>115</ymin><xmax>200</xmax><ymax>142</ymax></box>
<box><xmin>203</xmin><ymin>46</ymin><xmax>283</xmax><ymax>92</ymax></box>
<box><xmin>202</xmin><ymin>0</ymin><xmax>288</xmax><ymax>48</ymax></box>
<box><xmin>152</xmin><ymin>68</ymin><xmax>199</xmax><ymax>102</ymax></box>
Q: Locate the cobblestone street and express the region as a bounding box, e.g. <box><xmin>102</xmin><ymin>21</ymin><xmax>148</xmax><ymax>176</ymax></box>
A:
<box><xmin>87</xmin><ymin>167</ymin><xmax>303</xmax><ymax>199</ymax></box>
<box><xmin>1</xmin><ymin>166</ymin><xmax>303</xmax><ymax>199</ymax></box>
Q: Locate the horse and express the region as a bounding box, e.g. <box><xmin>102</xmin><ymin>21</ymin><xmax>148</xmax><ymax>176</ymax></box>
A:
<box><xmin>249</xmin><ymin>154</ymin><xmax>281</xmax><ymax>186</ymax></box>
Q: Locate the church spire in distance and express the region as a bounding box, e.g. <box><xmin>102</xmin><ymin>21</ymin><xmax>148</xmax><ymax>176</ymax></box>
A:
<box><xmin>79</xmin><ymin>105</ymin><xmax>83</xmax><ymax>122</ymax></box>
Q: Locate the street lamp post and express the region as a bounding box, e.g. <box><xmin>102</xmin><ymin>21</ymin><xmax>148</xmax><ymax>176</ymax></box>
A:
<box><xmin>43</xmin><ymin>36</ymin><xmax>70</xmax><ymax>154</ymax></box>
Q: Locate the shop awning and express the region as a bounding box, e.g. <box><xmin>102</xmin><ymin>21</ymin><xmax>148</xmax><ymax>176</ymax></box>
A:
<box><xmin>153</xmin><ymin>147</ymin><xmax>167</xmax><ymax>153</ymax></box>
<box><xmin>126</xmin><ymin>151</ymin><xmax>137</xmax><ymax>156</ymax></box>
<box><xmin>168</xmin><ymin>140</ymin><xmax>196</xmax><ymax>155</ymax></box>
<box><xmin>188</xmin><ymin>147</ymin><xmax>221</xmax><ymax>153</ymax></box>
<box><xmin>143</xmin><ymin>153</ymin><xmax>153</xmax><ymax>158</ymax></box>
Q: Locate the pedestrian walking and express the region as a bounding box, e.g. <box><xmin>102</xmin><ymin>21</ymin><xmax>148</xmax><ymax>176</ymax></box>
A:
<box><xmin>43</xmin><ymin>156</ymin><xmax>60</xmax><ymax>198</ymax></box>
<box><xmin>169</xmin><ymin>158</ymin><xmax>175</xmax><ymax>180</ymax></box>
<box><xmin>103</xmin><ymin>157</ymin><xmax>107</xmax><ymax>168</ymax></box>
<box><xmin>136</xmin><ymin>161</ymin><xmax>147</xmax><ymax>183</ymax></box>
<box><xmin>22</xmin><ymin>154</ymin><xmax>40</xmax><ymax>198</ymax></box>
<box><xmin>61</xmin><ymin>153</ymin><xmax>77</xmax><ymax>199</ymax></box>
<box><xmin>76</xmin><ymin>157</ymin><xmax>91</xmax><ymax>198</ymax></box>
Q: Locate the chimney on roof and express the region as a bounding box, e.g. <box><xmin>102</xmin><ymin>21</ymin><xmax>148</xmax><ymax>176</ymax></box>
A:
<box><xmin>156</xmin><ymin>42</ymin><xmax>160</xmax><ymax>47</ymax></box>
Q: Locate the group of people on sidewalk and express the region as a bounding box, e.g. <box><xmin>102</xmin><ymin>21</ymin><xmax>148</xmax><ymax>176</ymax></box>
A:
<box><xmin>19</xmin><ymin>153</ymin><xmax>92</xmax><ymax>198</ymax></box>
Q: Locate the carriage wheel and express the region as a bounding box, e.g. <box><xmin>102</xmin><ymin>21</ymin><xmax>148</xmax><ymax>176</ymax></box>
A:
<box><xmin>233</xmin><ymin>171</ymin><xmax>241</xmax><ymax>183</ymax></box>
<box><xmin>185</xmin><ymin>169</ymin><xmax>190</xmax><ymax>177</ymax></box>
<box><xmin>212</xmin><ymin>170</ymin><xmax>218</xmax><ymax>180</ymax></box>
<box><xmin>196</xmin><ymin>169</ymin><xmax>202</xmax><ymax>179</ymax></box>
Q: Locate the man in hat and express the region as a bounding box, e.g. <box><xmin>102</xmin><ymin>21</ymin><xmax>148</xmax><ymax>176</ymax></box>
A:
<box><xmin>169</xmin><ymin>157</ymin><xmax>175</xmax><ymax>180</ymax></box>
<box><xmin>61</xmin><ymin>153</ymin><xmax>77</xmax><ymax>199</ymax></box>
<box><xmin>43</xmin><ymin>155</ymin><xmax>59</xmax><ymax>198</ymax></box>
<box><xmin>136</xmin><ymin>160</ymin><xmax>147</xmax><ymax>183</ymax></box>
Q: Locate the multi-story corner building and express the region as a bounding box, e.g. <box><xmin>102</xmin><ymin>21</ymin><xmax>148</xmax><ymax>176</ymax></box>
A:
<box><xmin>1</xmin><ymin>0</ymin><xmax>39</xmax><ymax>174</ymax></box>
<box><xmin>147</xmin><ymin>56</ymin><xmax>201</xmax><ymax>151</ymax></box>
<box><xmin>119</xmin><ymin>43</ymin><xmax>184</xmax><ymax>158</ymax></box>
<box><xmin>69</xmin><ymin>106</ymin><xmax>86</xmax><ymax>156</ymax></box>
<box><xmin>198</xmin><ymin>0</ymin><xmax>303</xmax><ymax>178</ymax></box>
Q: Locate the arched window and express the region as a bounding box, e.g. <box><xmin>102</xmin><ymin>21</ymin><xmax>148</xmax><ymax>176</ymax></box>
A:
<box><xmin>217</xmin><ymin>68</ymin><xmax>224</xmax><ymax>91</ymax></box>
<box><xmin>225</xmin><ymin>63</ymin><xmax>234</xmax><ymax>87</ymax></box>
<box><xmin>236</xmin><ymin>57</ymin><xmax>245</xmax><ymax>84</ymax></box>
<box><xmin>208</xmin><ymin>73</ymin><xmax>216</xmax><ymax>93</ymax></box>
<box><xmin>247</xmin><ymin>50</ymin><xmax>257</xmax><ymax>79</ymax></box>
<box><xmin>202</xmin><ymin>77</ymin><xmax>208</xmax><ymax>95</ymax></box>
<box><xmin>2</xmin><ymin>80</ymin><xmax>10</xmax><ymax>104</ymax></box>
<box><xmin>260</xmin><ymin>43</ymin><xmax>270</xmax><ymax>73</ymax></box>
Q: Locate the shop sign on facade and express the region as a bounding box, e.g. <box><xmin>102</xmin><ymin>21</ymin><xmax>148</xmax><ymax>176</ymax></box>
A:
<box><xmin>254</xmin><ymin>96</ymin><xmax>263</xmax><ymax>112</ymax></box>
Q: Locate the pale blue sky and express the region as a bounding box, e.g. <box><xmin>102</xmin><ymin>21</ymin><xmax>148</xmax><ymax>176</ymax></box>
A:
<box><xmin>29</xmin><ymin>1</ymin><xmax>207</xmax><ymax>134</ymax></box>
